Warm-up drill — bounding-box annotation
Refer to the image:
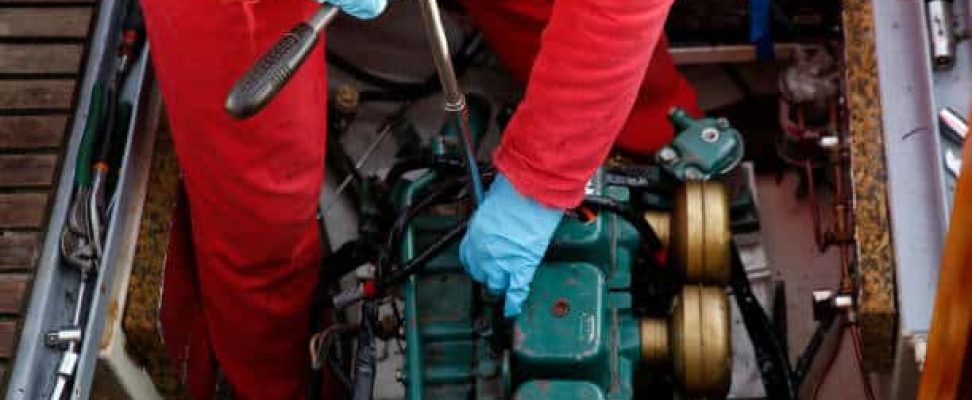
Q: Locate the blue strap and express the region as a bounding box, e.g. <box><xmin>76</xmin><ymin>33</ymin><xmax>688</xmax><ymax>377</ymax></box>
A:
<box><xmin>750</xmin><ymin>0</ymin><xmax>774</xmax><ymax>60</ymax></box>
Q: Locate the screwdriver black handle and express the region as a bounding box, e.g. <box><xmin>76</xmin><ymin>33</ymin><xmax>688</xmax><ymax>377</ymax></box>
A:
<box><xmin>225</xmin><ymin>6</ymin><xmax>338</xmax><ymax>119</ymax></box>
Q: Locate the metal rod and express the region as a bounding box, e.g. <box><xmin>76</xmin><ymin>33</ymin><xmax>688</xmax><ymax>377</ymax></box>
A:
<box><xmin>320</xmin><ymin>117</ymin><xmax>397</xmax><ymax>217</ymax></box>
<box><xmin>416</xmin><ymin>0</ymin><xmax>462</xmax><ymax>107</ymax></box>
<box><xmin>416</xmin><ymin>0</ymin><xmax>483</xmax><ymax>204</ymax></box>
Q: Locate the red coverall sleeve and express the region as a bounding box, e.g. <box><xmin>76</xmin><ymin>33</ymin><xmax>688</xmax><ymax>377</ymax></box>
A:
<box><xmin>493</xmin><ymin>0</ymin><xmax>675</xmax><ymax>208</ymax></box>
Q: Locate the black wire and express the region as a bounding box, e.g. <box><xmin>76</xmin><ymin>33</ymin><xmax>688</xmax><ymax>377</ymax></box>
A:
<box><xmin>384</xmin><ymin>157</ymin><xmax>434</xmax><ymax>190</ymax></box>
<box><xmin>793</xmin><ymin>311</ymin><xmax>838</xmax><ymax>385</ymax></box>
<box><xmin>379</xmin><ymin>166</ymin><xmax>493</xmax><ymax>267</ymax></box>
<box><xmin>730</xmin><ymin>246</ymin><xmax>799</xmax><ymax>399</ymax></box>
<box><xmin>381</xmin><ymin>176</ymin><xmax>469</xmax><ymax>266</ymax></box>
<box><xmin>580</xmin><ymin>196</ymin><xmax>664</xmax><ymax>251</ymax></box>
<box><xmin>379</xmin><ymin>221</ymin><xmax>468</xmax><ymax>293</ymax></box>
<box><xmin>351</xmin><ymin>303</ymin><xmax>378</xmax><ymax>400</ymax></box>
<box><xmin>327</xmin><ymin>341</ymin><xmax>354</xmax><ymax>394</ymax></box>
<box><xmin>389</xmin><ymin>299</ymin><xmax>406</xmax><ymax>348</ymax></box>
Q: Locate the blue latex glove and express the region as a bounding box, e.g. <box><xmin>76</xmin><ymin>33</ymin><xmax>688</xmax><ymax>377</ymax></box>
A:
<box><xmin>460</xmin><ymin>174</ymin><xmax>564</xmax><ymax>318</ymax></box>
<box><xmin>323</xmin><ymin>0</ymin><xmax>387</xmax><ymax>19</ymax></box>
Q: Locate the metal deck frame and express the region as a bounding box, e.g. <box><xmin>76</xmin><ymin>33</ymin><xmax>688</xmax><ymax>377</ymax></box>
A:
<box><xmin>870</xmin><ymin>0</ymin><xmax>968</xmax><ymax>397</ymax></box>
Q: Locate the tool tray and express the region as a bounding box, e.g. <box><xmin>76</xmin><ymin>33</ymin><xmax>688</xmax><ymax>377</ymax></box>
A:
<box><xmin>5</xmin><ymin>0</ymin><xmax>159</xmax><ymax>397</ymax></box>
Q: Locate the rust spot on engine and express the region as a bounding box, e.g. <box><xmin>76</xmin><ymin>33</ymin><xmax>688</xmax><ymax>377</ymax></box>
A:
<box><xmin>552</xmin><ymin>298</ymin><xmax>570</xmax><ymax>317</ymax></box>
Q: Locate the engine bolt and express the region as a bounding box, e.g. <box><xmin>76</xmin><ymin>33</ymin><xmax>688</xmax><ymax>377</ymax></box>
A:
<box><xmin>701</xmin><ymin>127</ymin><xmax>721</xmax><ymax>143</ymax></box>
<box><xmin>658</xmin><ymin>147</ymin><xmax>679</xmax><ymax>164</ymax></box>
<box><xmin>684</xmin><ymin>167</ymin><xmax>704</xmax><ymax>181</ymax></box>
<box><xmin>716</xmin><ymin>118</ymin><xmax>731</xmax><ymax>130</ymax></box>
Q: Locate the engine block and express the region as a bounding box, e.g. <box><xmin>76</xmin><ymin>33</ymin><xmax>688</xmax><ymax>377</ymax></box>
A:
<box><xmin>398</xmin><ymin>170</ymin><xmax>734</xmax><ymax>399</ymax></box>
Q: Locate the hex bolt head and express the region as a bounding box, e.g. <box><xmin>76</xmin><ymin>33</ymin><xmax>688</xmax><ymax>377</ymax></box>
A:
<box><xmin>716</xmin><ymin>118</ymin><xmax>731</xmax><ymax>130</ymax></box>
<box><xmin>658</xmin><ymin>147</ymin><xmax>679</xmax><ymax>164</ymax></box>
<box><xmin>334</xmin><ymin>85</ymin><xmax>360</xmax><ymax>114</ymax></box>
<box><xmin>684</xmin><ymin>167</ymin><xmax>704</xmax><ymax>181</ymax></box>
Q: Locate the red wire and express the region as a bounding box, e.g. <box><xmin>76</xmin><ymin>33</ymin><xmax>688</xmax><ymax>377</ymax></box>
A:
<box><xmin>850</xmin><ymin>324</ymin><xmax>878</xmax><ymax>400</ymax></box>
<box><xmin>812</xmin><ymin>321</ymin><xmax>846</xmax><ymax>400</ymax></box>
<box><xmin>811</xmin><ymin>321</ymin><xmax>880</xmax><ymax>400</ymax></box>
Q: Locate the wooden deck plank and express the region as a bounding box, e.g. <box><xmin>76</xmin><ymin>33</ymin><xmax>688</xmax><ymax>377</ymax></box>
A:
<box><xmin>0</xmin><ymin>44</ymin><xmax>84</xmax><ymax>74</ymax></box>
<box><xmin>0</xmin><ymin>193</ymin><xmax>47</xmax><ymax>228</ymax></box>
<box><xmin>0</xmin><ymin>115</ymin><xmax>69</xmax><ymax>149</ymax></box>
<box><xmin>0</xmin><ymin>232</ymin><xmax>39</xmax><ymax>271</ymax></box>
<box><xmin>0</xmin><ymin>154</ymin><xmax>58</xmax><ymax>187</ymax></box>
<box><xmin>0</xmin><ymin>8</ymin><xmax>93</xmax><ymax>39</ymax></box>
<box><xmin>0</xmin><ymin>275</ymin><xmax>28</xmax><ymax>314</ymax></box>
<box><xmin>0</xmin><ymin>80</ymin><xmax>75</xmax><ymax>110</ymax></box>
<box><xmin>0</xmin><ymin>321</ymin><xmax>15</xmax><ymax>358</ymax></box>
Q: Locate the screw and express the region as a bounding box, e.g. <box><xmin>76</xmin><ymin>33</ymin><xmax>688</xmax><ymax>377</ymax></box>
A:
<box><xmin>684</xmin><ymin>167</ymin><xmax>704</xmax><ymax>181</ymax></box>
<box><xmin>701</xmin><ymin>127</ymin><xmax>721</xmax><ymax>143</ymax></box>
<box><xmin>658</xmin><ymin>147</ymin><xmax>678</xmax><ymax>164</ymax></box>
<box><xmin>716</xmin><ymin>118</ymin><xmax>731</xmax><ymax>130</ymax></box>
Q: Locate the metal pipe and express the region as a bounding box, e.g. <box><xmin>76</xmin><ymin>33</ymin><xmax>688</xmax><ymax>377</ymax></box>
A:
<box><xmin>416</xmin><ymin>0</ymin><xmax>462</xmax><ymax>108</ymax></box>
<box><xmin>398</xmin><ymin>171</ymin><xmax>439</xmax><ymax>400</ymax></box>
<box><xmin>416</xmin><ymin>0</ymin><xmax>483</xmax><ymax>203</ymax></box>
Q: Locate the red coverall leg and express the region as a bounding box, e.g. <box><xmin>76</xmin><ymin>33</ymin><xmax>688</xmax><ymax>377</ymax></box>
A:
<box><xmin>464</xmin><ymin>0</ymin><xmax>701</xmax><ymax>207</ymax></box>
<box><xmin>140</xmin><ymin>0</ymin><xmax>326</xmax><ymax>398</ymax></box>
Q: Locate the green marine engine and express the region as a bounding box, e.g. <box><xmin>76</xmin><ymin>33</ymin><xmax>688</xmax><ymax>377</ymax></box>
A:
<box><xmin>396</xmin><ymin>166</ymin><xmax>735</xmax><ymax>400</ymax></box>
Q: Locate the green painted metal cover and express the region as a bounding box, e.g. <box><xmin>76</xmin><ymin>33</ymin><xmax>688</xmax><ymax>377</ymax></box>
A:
<box><xmin>512</xmin><ymin>262</ymin><xmax>608</xmax><ymax>384</ymax></box>
<box><xmin>513</xmin><ymin>380</ymin><xmax>606</xmax><ymax>400</ymax></box>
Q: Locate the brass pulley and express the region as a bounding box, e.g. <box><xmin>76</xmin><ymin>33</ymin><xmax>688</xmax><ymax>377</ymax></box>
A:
<box><xmin>643</xmin><ymin>211</ymin><xmax>672</xmax><ymax>248</ymax></box>
<box><xmin>639</xmin><ymin>317</ymin><xmax>669</xmax><ymax>366</ymax></box>
<box><xmin>672</xmin><ymin>181</ymin><xmax>732</xmax><ymax>284</ymax></box>
<box><xmin>640</xmin><ymin>285</ymin><xmax>731</xmax><ymax>398</ymax></box>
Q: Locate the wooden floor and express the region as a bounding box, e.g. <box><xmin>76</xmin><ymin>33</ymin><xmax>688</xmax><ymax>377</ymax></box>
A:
<box><xmin>0</xmin><ymin>0</ymin><xmax>95</xmax><ymax>385</ymax></box>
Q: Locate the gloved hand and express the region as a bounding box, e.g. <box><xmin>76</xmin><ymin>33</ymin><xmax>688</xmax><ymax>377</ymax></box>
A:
<box><xmin>322</xmin><ymin>0</ymin><xmax>387</xmax><ymax>19</ymax></box>
<box><xmin>460</xmin><ymin>174</ymin><xmax>564</xmax><ymax>318</ymax></box>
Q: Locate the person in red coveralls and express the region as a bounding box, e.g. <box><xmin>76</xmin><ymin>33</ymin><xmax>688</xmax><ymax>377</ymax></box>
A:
<box><xmin>139</xmin><ymin>0</ymin><xmax>699</xmax><ymax>397</ymax></box>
